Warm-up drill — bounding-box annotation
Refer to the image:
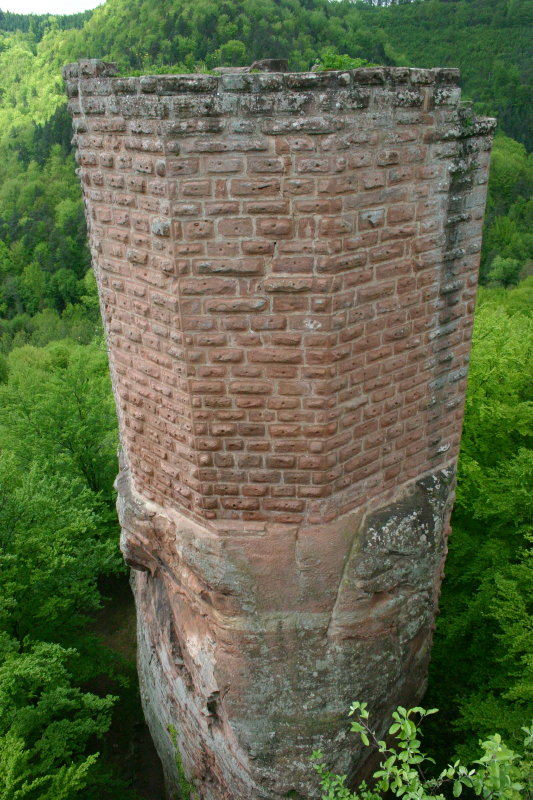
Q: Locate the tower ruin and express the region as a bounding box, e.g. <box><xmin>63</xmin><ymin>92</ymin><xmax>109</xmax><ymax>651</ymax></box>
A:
<box><xmin>64</xmin><ymin>59</ymin><xmax>494</xmax><ymax>800</ymax></box>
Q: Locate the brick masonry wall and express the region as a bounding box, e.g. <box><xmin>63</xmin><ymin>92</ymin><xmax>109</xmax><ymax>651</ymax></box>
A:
<box><xmin>65</xmin><ymin>60</ymin><xmax>495</xmax><ymax>800</ymax></box>
<box><xmin>64</xmin><ymin>60</ymin><xmax>494</xmax><ymax>529</ymax></box>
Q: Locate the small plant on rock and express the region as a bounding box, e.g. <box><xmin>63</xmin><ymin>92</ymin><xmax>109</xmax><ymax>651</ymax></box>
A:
<box><xmin>311</xmin><ymin>702</ymin><xmax>532</xmax><ymax>800</ymax></box>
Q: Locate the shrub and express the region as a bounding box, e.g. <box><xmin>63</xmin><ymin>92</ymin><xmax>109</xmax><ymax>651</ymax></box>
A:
<box><xmin>312</xmin><ymin>703</ymin><xmax>532</xmax><ymax>800</ymax></box>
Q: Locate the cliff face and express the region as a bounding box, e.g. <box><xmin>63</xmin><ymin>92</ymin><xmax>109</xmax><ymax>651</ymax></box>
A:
<box><xmin>64</xmin><ymin>59</ymin><xmax>494</xmax><ymax>800</ymax></box>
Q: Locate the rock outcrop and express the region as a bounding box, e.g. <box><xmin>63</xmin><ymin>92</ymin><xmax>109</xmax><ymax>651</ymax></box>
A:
<box><xmin>64</xmin><ymin>59</ymin><xmax>494</xmax><ymax>800</ymax></box>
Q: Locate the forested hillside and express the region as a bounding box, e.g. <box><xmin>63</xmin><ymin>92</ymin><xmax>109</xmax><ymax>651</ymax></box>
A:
<box><xmin>0</xmin><ymin>0</ymin><xmax>531</xmax><ymax>796</ymax></box>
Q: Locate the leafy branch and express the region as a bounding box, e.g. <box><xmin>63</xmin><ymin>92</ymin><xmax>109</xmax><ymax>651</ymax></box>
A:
<box><xmin>312</xmin><ymin>703</ymin><xmax>531</xmax><ymax>800</ymax></box>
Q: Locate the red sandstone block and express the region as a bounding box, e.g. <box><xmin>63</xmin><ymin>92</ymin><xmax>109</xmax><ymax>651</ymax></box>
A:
<box><xmin>267</xmin><ymin>455</ymin><xmax>296</xmax><ymax>469</ymax></box>
<box><xmin>345</xmin><ymin>233</ymin><xmax>379</xmax><ymax>252</ymax></box>
<box><xmin>167</xmin><ymin>158</ymin><xmax>200</xmax><ymax>177</ymax></box>
<box><xmin>383</xmin><ymin>325</ymin><xmax>411</xmax><ymax>342</ymax></box>
<box><xmin>204</xmin><ymin>201</ymin><xmax>239</xmax><ymax>216</ymax></box>
<box><xmin>250</xmin><ymin>348</ymin><xmax>302</xmax><ymax>364</ymax></box>
<box><xmin>218</xmin><ymin>218</ymin><xmax>254</xmax><ymax>237</ymax></box>
<box><xmin>230</xmin><ymin>381</ymin><xmax>272</xmax><ymax>395</ymax></box>
<box><xmin>284</xmin><ymin>178</ymin><xmax>315</xmax><ymax>195</ymax></box>
<box><xmin>318</xmin><ymin>175</ymin><xmax>358</xmax><ymax>194</ymax></box>
<box><xmin>134</xmin><ymin>157</ymin><xmax>154</xmax><ymax>173</ymax></box>
<box><xmin>242</xmin><ymin>485</ymin><xmax>268</xmax><ymax>497</ymax></box>
<box><xmin>108</xmin><ymin>174</ymin><xmax>125</xmax><ymax>188</ymax></box>
<box><xmin>210</xmin><ymin>349</ymin><xmax>243</xmax><ymax>363</ymax></box>
<box><xmin>205</xmin><ymin>242</ymin><xmax>238</xmax><ymax>257</ymax></box>
<box><xmin>181</xmin><ymin>180</ymin><xmax>212</xmax><ymax>197</ymax></box>
<box><xmin>272</xmin><ymin>296</ymin><xmax>308</xmax><ymax>313</ymax></box>
<box><xmin>222</xmin><ymin>497</ymin><xmax>260</xmax><ymax>510</ymax></box>
<box><xmin>263</xmin><ymin>498</ymin><xmax>304</xmax><ymax>512</ymax></box>
<box><xmin>196</xmin><ymin>258</ymin><xmax>263</xmax><ymax>276</ymax></box>
<box><xmin>381</xmin><ymin>227</ymin><xmax>418</xmax><ymax>245</ymax></box>
<box><xmin>248</xmin><ymin>470</ymin><xmax>280</xmax><ymax>484</ymax></box>
<box><xmin>234</xmin><ymin>394</ymin><xmax>264</xmax><ymax>409</ymax></box>
<box><xmin>184</xmin><ymin>136</ymin><xmax>268</xmax><ymax>154</ymax></box>
<box><xmin>360</xmin><ymin>170</ymin><xmax>386</xmax><ymax>189</ymax></box>
<box><xmin>347</xmin><ymin>152</ymin><xmax>372</xmax><ymax>168</ymax></box>
<box><xmin>272</xmin><ymin>484</ymin><xmax>298</xmax><ymax>496</ymax></box>
<box><xmin>237</xmin><ymin>454</ymin><xmax>263</xmax><ymax>469</ymax></box>
<box><xmin>206</xmin><ymin>298</ymin><xmax>267</xmax><ymax>313</ymax></box>
<box><xmin>271</xmin><ymin>333</ymin><xmax>302</xmax><ymax>347</ymax></box>
<box><xmin>242</xmin><ymin>240</ymin><xmax>275</xmax><ymax>255</ymax></box>
<box><xmin>79</xmin><ymin>151</ymin><xmax>98</xmax><ymax>166</ymax></box>
<box><xmin>170</xmin><ymin>206</ymin><xmax>199</xmax><ymax>222</ymax></box>
<box><xmin>295</xmin><ymin>198</ymin><xmax>342</xmax><ymax>213</ymax></box>
<box><xmin>230</xmin><ymin>179</ymin><xmax>281</xmax><ymax>196</ymax></box>
<box><xmin>296</xmin><ymin>156</ymin><xmax>330</xmax><ymax>173</ymax></box>
<box><xmin>249</xmin><ymin>315</ymin><xmax>285</xmax><ymax>331</ymax></box>
<box><xmin>388</xmin><ymin>166</ymin><xmax>414</xmax><ymax>185</ymax></box>
<box><xmin>181</xmin><ymin>278</ymin><xmax>236</xmax><ymax>295</ymax></box>
<box><xmin>319</xmin><ymin>217</ymin><xmax>354</xmax><ymax>236</ymax></box>
<box><xmin>388</xmin><ymin>204</ymin><xmax>416</xmax><ymax>224</ymax></box>
<box><xmin>245</xmin><ymin>200</ymin><xmax>289</xmax><ymax>214</ymax></box>
<box><xmin>376</xmin><ymin>149</ymin><xmax>400</xmax><ymax>166</ymax></box>
<box><xmin>369</xmin><ymin>242</ymin><xmax>405</xmax><ymax>263</ymax></box>
<box><xmin>248</xmin><ymin>156</ymin><xmax>285</xmax><ymax>173</ymax></box>
<box><xmin>206</xmin><ymin>157</ymin><xmax>244</xmax><ymax>173</ymax></box>
<box><xmin>256</xmin><ymin>218</ymin><xmax>293</xmax><ymax>237</ymax></box>
<box><xmin>274</xmin><ymin>135</ymin><xmax>316</xmax><ymax>153</ymax></box>
<box><xmin>268</xmin><ymin>398</ymin><xmax>300</xmax><ymax>411</ymax></box>
<box><xmin>272</xmin><ymin>256</ymin><xmax>315</xmax><ymax>273</ymax></box>
<box><xmin>359</xmin><ymin>209</ymin><xmax>384</xmax><ymax>229</ymax></box>
<box><xmin>127</xmin><ymin>248</ymin><xmax>149</xmax><ymax>265</ymax></box>
<box><xmin>127</xmin><ymin>176</ymin><xmax>146</xmax><ymax>193</ymax></box>
<box><xmin>238</xmin><ymin>423</ymin><xmax>265</xmax><ymax>436</ymax></box>
<box><xmin>357</xmin><ymin>283</ymin><xmax>394</xmax><ymax>303</ymax></box>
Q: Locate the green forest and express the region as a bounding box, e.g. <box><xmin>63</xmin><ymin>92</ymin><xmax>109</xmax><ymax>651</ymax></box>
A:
<box><xmin>0</xmin><ymin>0</ymin><xmax>531</xmax><ymax>797</ymax></box>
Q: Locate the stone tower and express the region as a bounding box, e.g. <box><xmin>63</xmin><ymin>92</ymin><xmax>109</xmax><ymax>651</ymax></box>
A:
<box><xmin>64</xmin><ymin>59</ymin><xmax>494</xmax><ymax>800</ymax></box>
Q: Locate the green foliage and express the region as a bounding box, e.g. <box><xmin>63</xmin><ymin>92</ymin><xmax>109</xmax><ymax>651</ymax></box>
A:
<box><xmin>0</xmin><ymin>9</ymin><xmax>92</xmax><ymax>37</ymax></box>
<box><xmin>0</xmin><ymin>271</ymin><xmax>102</xmax><ymax>353</ymax></box>
<box><xmin>313</xmin><ymin>47</ymin><xmax>374</xmax><ymax>71</ymax></box>
<box><xmin>426</xmin><ymin>282</ymin><xmax>533</xmax><ymax>760</ymax></box>
<box><xmin>486</xmin><ymin>256</ymin><xmax>522</xmax><ymax>287</ymax></box>
<box><xmin>168</xmin><ymin>725</ymin><xmax>198</xmax><ymax>800</ymax></box>
<box><xmin>212</xmin><ymin>39</ymin><xmax>248</xmax><ymax>67</ymax></box>
<box><xmin>312</xmin><ymin>702</ymin><xmax>532</xmax><ymax>800</ymax></box>
<box><xmin>481</xmin><ymin>135</ymin><xmax>533</xmax><ymax>281</ymax></box>
<box><xmin>0</xmin><ymin>455</ymin><xmax>117</xmax><ymax>648</ymax></box>
<box><xmin>0</xmin><ymin>636</ymin><xmax>113</xmax><ymax>800</ymax></box>
<box><xmin>0</xmin><ymin>340</ymin><xmax>118</xmax><ymax>498</ymax></box>
<box><xmin>0</xmin><ymin>146</ymin><xmax>90</xmax><ymax>321</ymax></box>
<box><xmin>0</xmin><ymin>337</ymin><xmax>143</xmax><ymax>798</ymax></box>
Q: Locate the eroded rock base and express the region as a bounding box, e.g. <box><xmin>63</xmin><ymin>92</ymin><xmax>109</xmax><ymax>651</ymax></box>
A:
<box><xmin>118</xmin><ymin>465</ymin><xmax>455</xmax><ymax>800</ymax></box>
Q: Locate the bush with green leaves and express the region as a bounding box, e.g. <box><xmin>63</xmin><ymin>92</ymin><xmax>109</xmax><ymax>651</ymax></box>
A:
<box><xmin>312</xmin><ymin>703</ymin><xmax>532</xmax><ymax>800</ymax></box>
<box><xmin>0</xmin><ymin>636</ymin><xmax>115</xmax><ymax>800</ymax></box>
<box><xmin>312</xmin><ymin>48</ymin><xmax>375</xmax><ymax>71</ymax></box>
<box><xmin>486</xmin><ymin>256</ymin><xmax>522</xmax><ymax>288</ymax></box>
